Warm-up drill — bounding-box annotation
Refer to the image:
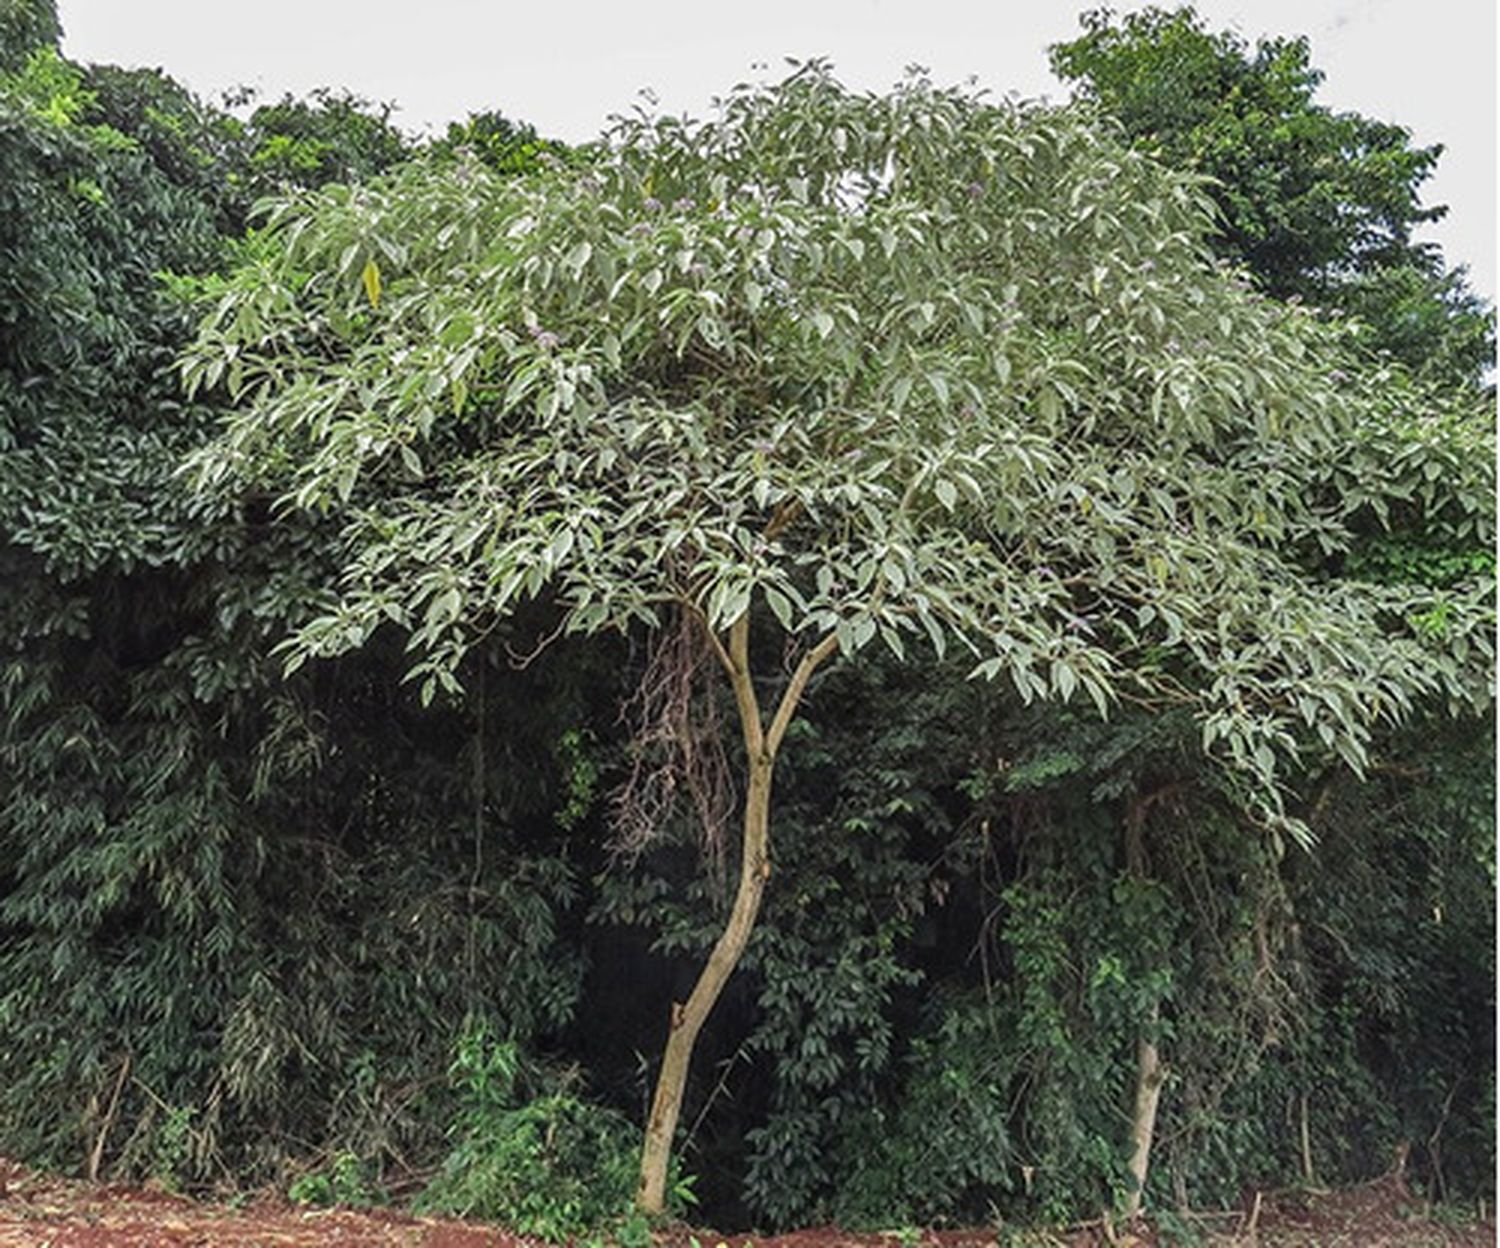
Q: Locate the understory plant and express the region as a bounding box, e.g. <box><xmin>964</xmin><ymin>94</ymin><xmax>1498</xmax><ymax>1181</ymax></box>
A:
<box><xmin>416</xmin><ymin>1022</ymin><xmax>683</xmax><ymax>1243</ymax></box>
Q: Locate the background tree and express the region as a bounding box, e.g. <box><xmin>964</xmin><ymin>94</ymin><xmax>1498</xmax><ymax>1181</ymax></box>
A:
<box><xmin>426</xmin><ymin>109</ymin><xmax>579</xmax><ymax>174</ymax></box>
<box><xmin>182</xmin><ymin>63</ymin><xmax>1490</xmax><ymax>1212</ymax></box>
<box><xmin>1051</xmin><ymin>5</ymin><xmax>1494</xmax><ymax>387</ymax></box>
<box><xmin>0</xmin><ymin>0</ymin><xmax>59</xmax><ymax>72</ymax></box>
<box><xmin>226</xmin><ymin>86</ymin><xmax>414</xmax><ymax>202</ymax></box>
<box><xmin>0</xmin><ymin>35</ymin><xmax>591</xmax><ymax>1197</ymax></box>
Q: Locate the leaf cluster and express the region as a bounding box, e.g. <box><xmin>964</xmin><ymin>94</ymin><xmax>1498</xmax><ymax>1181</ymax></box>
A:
<box><xmin>184</xmin><ymin>65</ymin><xmax>1491</xmax><ymax>835</ymax></box>
<box><xmin>1051</xmin><ymin>5</ymin><xmax>1495</xmax><ymax>386</ymax></box>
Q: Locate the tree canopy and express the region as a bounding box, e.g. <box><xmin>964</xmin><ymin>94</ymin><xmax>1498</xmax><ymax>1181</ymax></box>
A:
<box><xmin>186</xmin><ymin>64</ymin><xmax>1491</xmax><ymax>829</ymax></box>
<box><xmin>0</xmin><ymin>0</ymin><xmax>59</xmax><ymax>73</ymax></box>
<box><xmin>1051</xmin><ymin>5</ymin><xmax>1495</xmax><ymax>387</ymax></box>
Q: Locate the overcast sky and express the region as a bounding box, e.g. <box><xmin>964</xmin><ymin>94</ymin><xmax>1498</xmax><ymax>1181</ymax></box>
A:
<box><xmin>56</xmin><ymin>0</ymin><xmax>1495</xmax><ymax>304</ymax></box>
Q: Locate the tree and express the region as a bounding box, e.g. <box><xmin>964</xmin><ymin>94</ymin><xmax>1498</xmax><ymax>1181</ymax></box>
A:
<box><xmin>181</xmin><ymin>64</ymin><xmax>1492</xmax><ymax>1211</ymax></box>
<box><xmin>1045</xmin><ymin>11</ymin><xmax>1497</xmax><ymax>1206</ymax></box>
<box><xmin>227</xmin><ymin>86</ymin><xmax>413</xmax><ymax>200</ymax></box>
<box><xmin>426</xmin><ymin>109</ymin><xmax>578</xmax><ymax>174</ymax></box>
<box><xmin>1051</xmin><ymin>6</ymin><xmax>1495</xmax><ymax>387</ymax></box>
<box><xmin>0</xmin><ymin>0</ymin><xmax>59</xmax><ymax>73</ymax></box>
<box><xmin>0</xmin><ymin>36</ymin><xmax>590</xmax><ymax>1188</ymax></box>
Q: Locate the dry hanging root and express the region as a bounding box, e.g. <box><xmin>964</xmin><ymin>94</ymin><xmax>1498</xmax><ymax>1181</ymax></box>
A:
<box><xmin>612</xmin><ymin>605</ymin><xmax>735</xmax><ymax>867</ymax></box>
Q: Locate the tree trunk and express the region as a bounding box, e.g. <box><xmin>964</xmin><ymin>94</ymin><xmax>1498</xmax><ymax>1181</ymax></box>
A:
<box><xmin>1120</xmin><ymin>793</ymin><xmax>1167</xmax><ymax>1221</ymax></box>
<box><xmin>636</xmin><ymin>756</ymin><xmax>773</xmax><ymax>1213</ymax></box>
<box><xmin>1299</xmin><ymin>1091</ymin><xmax>1315</xmax><ymax>1184</ymax></box>
<box><xmin>1123</xmin><ymin>1009</ymin><xmax>1165</xmax><ymax>1220</ymax></box>
<box><xmin>634</xmin><ymin>613</ymin><xmax>836</xmax><ymax>1215</ymax></box>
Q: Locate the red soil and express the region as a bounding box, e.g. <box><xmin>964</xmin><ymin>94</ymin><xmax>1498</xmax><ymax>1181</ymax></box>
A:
<box><xmin>0</xmin><ymin>1157</ymin><xmax>1491</xmax><ymax>1247</ymax></box>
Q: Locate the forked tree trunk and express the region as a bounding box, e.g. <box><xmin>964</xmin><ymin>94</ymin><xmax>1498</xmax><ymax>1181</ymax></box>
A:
<box><xmin>635</xmin><ymin>615</ymin><xmax>838</xmax><ymax>1215</ymax></box>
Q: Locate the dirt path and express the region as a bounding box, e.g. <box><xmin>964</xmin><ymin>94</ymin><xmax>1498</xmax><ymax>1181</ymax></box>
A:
<box><xmin>0</xmin><ymin>1158</ymin><xmax>1492</xmax><ymax>1247</ymax></box>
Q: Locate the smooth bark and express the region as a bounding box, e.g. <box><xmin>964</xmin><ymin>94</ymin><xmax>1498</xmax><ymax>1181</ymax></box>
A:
<box><xmin>1121</xmin><ymin>794</ymin><xmax>1168</xmax><ymax>1221</ymax></box>
<box><xmin>637</xmin><ymin>757</ymin><xmax>773</xmax><ymax>1213</ymax></box>
<box><xmin>1123</xmin><ymin>1013</ymin><xmax>1165</xmax><ymax>1220</ymax></box>
<box><xmin>635</xmin><ymin>616</ymin><xmax>836</xmax><ymax>1215</ymax></box>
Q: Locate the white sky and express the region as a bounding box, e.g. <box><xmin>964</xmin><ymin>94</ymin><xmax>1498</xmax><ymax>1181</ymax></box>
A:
<box><xmin>57</xmin><ymin>0</ymin><xmax>1495</xmax><ymax>304</ymax></box>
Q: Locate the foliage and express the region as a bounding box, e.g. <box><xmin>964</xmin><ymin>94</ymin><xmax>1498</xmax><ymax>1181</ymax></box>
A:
<box><xmin>288</xmin><ymin>1150</ymin><xmax>379</xmax><ymax>1208</ymax></box>
<box><xmin>1051</xmin><ymin>6</ymin><xmax>1494</xmax><ymax>386</ymax></box>
<box><xmin>229</xmin><ymin>86</ymin><xmax>414</xmax><ymax>200</ymax></box>
<box><xmin>832</xmin><ymin>990</ymin><xmax>1023</xmax><ymax>1226</ymax></box>
<box><xmin>0</xmin><ymin>0</ymin><xmax>59</xmax><ymax>73</ymax></box>
<box><xmin>0</xmin><ymin>36</ymin><xmax>587</xmax><ymax>1191</ymax></box>
<box><xmin>0</xmin><ymin>44</ymin><xmax>225</xmax><ymax>578</ymax></box>
<box><xmin>148</xmin><ymin>1104</ymin><xmax>197</xmax><ymax>1193</ymax></box>
<box><xmin>183</xmin><ymin>63</ymin><xmax>1489</xmax><ymax>837</ymax></box>
<box><xmin>816</xmin><ymin>707</ymin><xmax>1492</xmax><ymax>1226</ymax></box>
<box><xmin>78</xmin><ymin>63</ymin><xmax>252</xmax><ymax>236</ymax></box>
<box><xmin>416</xmin><ymin>1023</ymin><xmax>669</xmax><ymax>1243</ymax></box>
<box><xmin>0</xmin><ymin>631</ymin><xmax>590</xmax><ymax>1179</ymax></box>
<box><xmin>427</xmin><ymin>109</ymin><xmax>579</xmax><ymax>175</ymax></box>
<box><xmin>1287</xmin><ymin>721</ymin><xmax>1496</xmax><ymax>1198</ymax></box>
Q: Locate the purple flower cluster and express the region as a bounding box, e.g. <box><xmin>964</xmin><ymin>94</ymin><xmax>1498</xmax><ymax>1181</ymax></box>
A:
<box><xmin>528</xmin><ymin>325</ymin><xmax>561</xmax><ymax>350</ymax></box>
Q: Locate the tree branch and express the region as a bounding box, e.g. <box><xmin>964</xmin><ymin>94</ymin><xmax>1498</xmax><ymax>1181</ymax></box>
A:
<box><xmin>762</xmin><ymin>498</ymin><xmax>803</xmax><ymax>542</ymax></box>
<box><xmin>765</xmin><ymin>631</ymin><xmax>840</xmax><ymax>759</ymax></box>
<box><xmin>727</xmin><ymin>611</ymin><xmax>765</xmax><ymax>760</ymax></box>
<box><xmin>687</xmin><ymin>600</ymin><xmax>736</xmax><ymax>680</ymax></box>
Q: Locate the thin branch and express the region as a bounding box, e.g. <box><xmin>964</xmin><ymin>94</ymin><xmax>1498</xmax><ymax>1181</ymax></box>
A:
<box><xmin>685</xmin><ymin>600</ymin><xmax>736</xmax><ymax>679</ymax></box>
<box><xmin>88</xmin><ymin>1054</ymin><xmax>131</xmax><ymax>1182</ymax></box>
<box><xmin>766</xmin><ymin>631</ymin><xmax>840</xmax><ymax>758</ymax></box>
<box><xmin>682</xmin><ymin>1044</ymin><xmax>753</xmax><ymax>1150</ymax></box>
<box><xmin>727</xmin><ymin>612</ymin><xmax>765</xmax><ymax>760</ymax></box>
<box><xmin>504</xmin><ymin>616</ymin><xmax>568</xmax><ymax>669</ymax></box>
<box><xmin>762</xmin><ymin>498</ymin><xmax>803</xmax><ymax>542</ymax></box>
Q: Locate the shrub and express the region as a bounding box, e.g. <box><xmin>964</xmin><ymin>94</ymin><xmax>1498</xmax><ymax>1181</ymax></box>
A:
<box><xmin>416</xmin><ymin>1023</ymin><xmax>676</xmax><ymax>1243</ymax></box>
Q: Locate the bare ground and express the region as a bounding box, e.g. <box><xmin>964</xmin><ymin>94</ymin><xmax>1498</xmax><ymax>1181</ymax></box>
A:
<box><xmin>0</xmin><ymin>1157</ymin><xmax>1491</xmax><ymax>1247</ymax></box>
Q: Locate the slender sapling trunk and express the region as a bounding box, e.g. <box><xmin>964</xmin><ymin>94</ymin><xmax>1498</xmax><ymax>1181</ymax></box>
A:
<box><xmin>635</xmin><ymin>616</ymin><xmax>837</xmax><ymax>1214</ymax></box>
<box><xmin>1121</xmin><ymin>795</ymin><xmax>1168</xmax><ymax>1221</ymax></box>
<box><xmin>1123</xmin><ymin>1009</ymin><xmax>1166</xmax><ymax>1220</ymax></box>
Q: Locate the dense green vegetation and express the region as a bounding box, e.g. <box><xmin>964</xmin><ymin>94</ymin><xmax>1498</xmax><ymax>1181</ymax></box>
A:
<box><xmin>1</xmin><ymin>0</ymin><xmax>1492</xmax><ymax>1236</ymax></box>
<box><xmin>1051</xmin><ymin>5</ymin><xmax>1494</xmax><ymax>389</ymax></box>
